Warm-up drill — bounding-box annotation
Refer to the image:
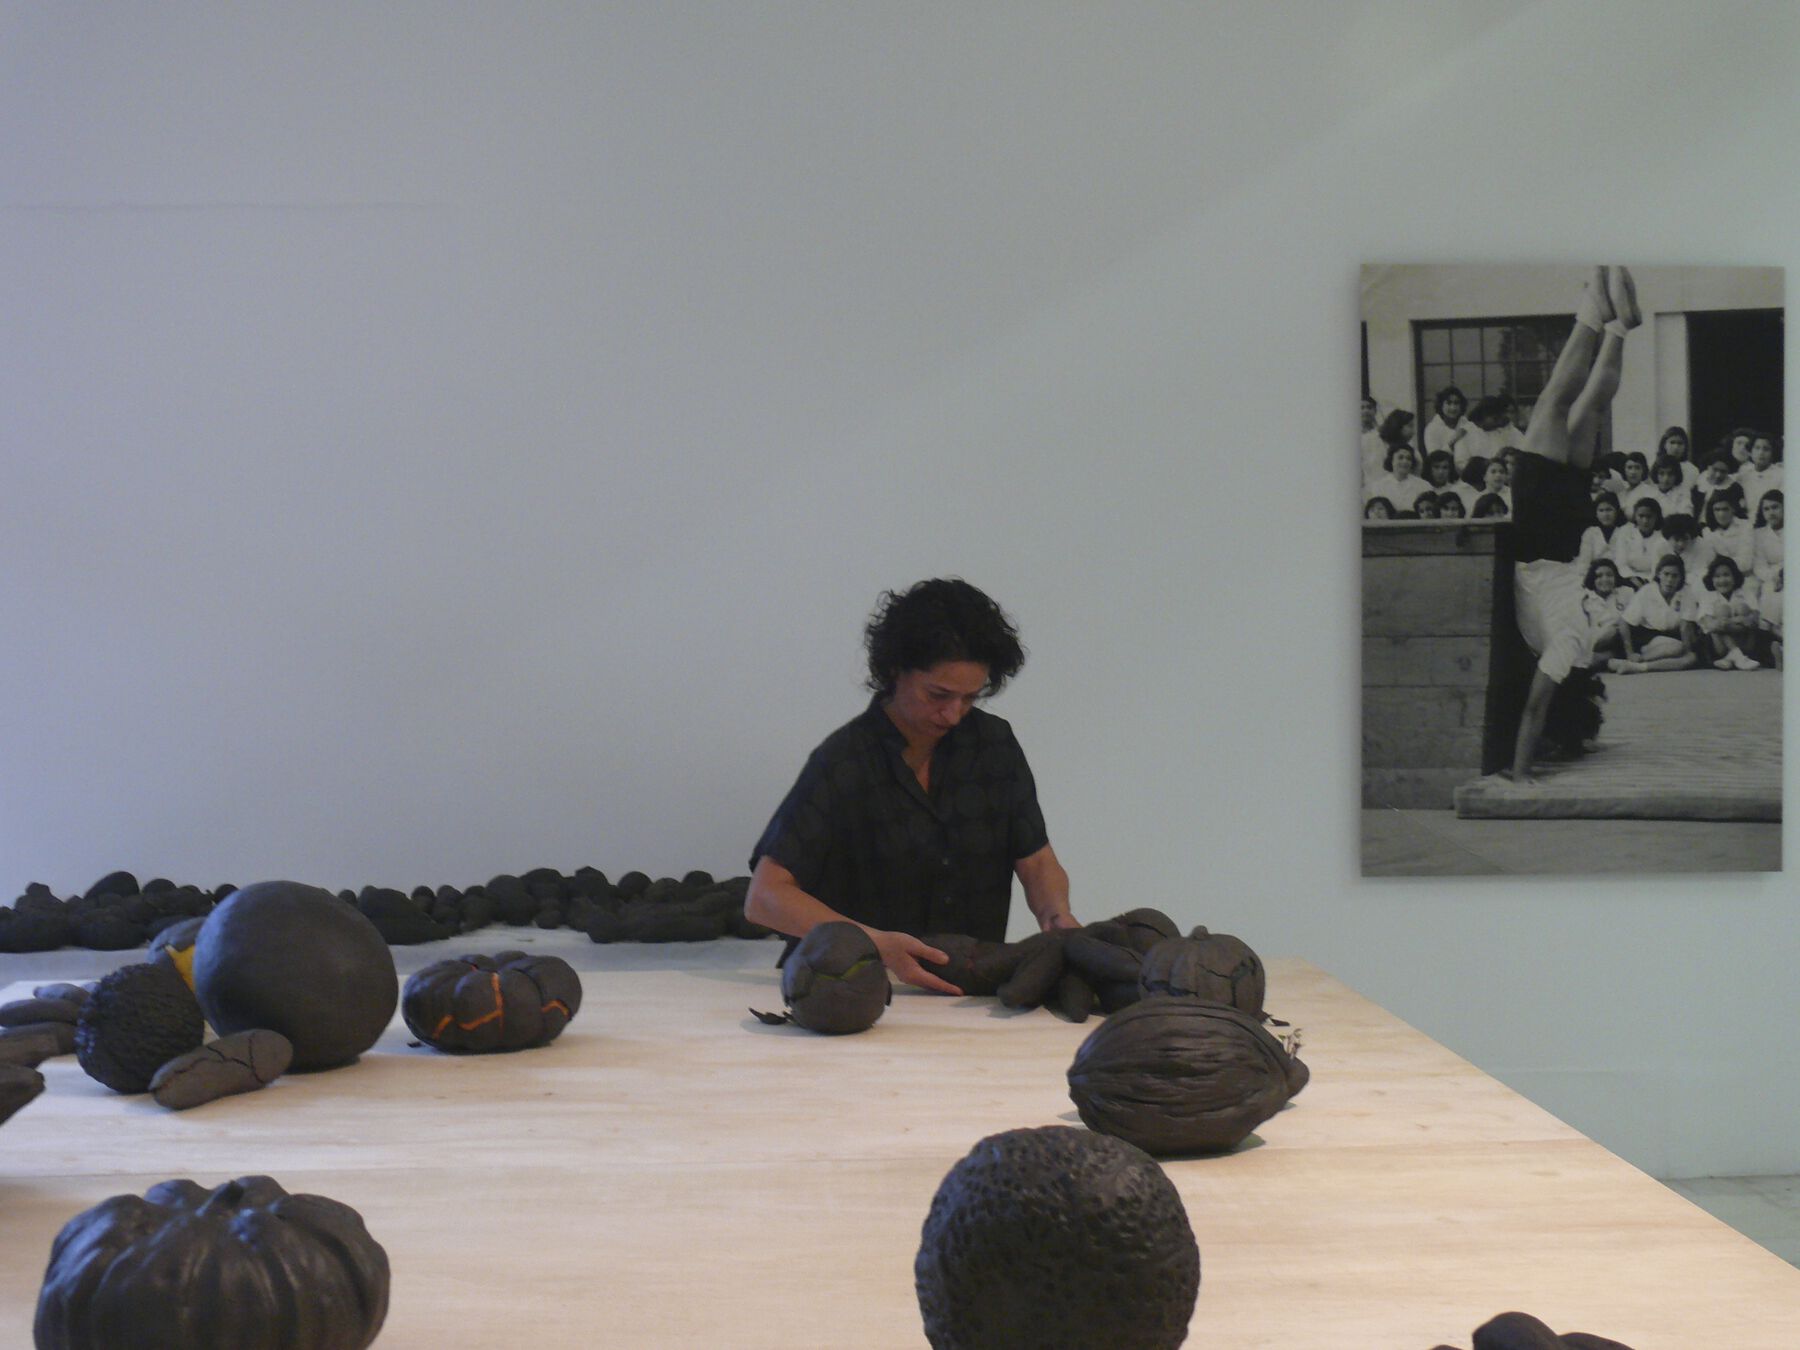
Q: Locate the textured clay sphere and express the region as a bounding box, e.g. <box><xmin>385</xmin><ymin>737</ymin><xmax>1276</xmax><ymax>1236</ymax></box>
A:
<box><xmin>74</xmin><ymin>962</ymin><xmax>206</xmax><ymax>1094</ymax></box>
<box><xmin>192</xmin><ymin>882</ymin><xmax>398</xmax><ymax>1071</ymax></box>
<box><xmin>916</xmin><ymin>1125</ymin><xmax>1200</xmax><ymax>1350</ymax></box>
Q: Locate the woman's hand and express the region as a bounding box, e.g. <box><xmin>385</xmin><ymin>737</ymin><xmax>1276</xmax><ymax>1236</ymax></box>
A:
<box><xmin>866</xmin><ymin>928</ymin><xmax>962</xmax><ymax>995</ymax></box>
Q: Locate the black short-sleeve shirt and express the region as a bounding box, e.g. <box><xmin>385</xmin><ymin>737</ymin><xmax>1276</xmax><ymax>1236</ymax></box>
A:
<box><xmin>750</xmin><ymin>696</ymin><xmax>1050</xmax><ymax>943</ymax></box>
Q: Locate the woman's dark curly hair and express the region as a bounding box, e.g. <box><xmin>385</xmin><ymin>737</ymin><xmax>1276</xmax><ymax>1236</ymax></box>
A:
<box><xmin>863</xmin><ymin>578</ymin><xmax>1025</xmax><ymax>697</ymax></box>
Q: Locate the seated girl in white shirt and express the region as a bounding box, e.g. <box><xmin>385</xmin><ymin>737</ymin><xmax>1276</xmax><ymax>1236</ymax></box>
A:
<box><xmin>1703</xmin><ymin>493</ymin><xmax>1759</xmax><ymax>600</ymax></box>
<box><xmin>1656</xmin><ymin>425</ymin><xmax>1701</xmax><ymax>489</ymax></box>
<box><xmin>1612</xmin><ymin>555</ymin><xmax>1700</xmax><ymax>673</ymax></box>
<box><xmin>1364</xmin><ymin>443</ymin><xmax>1432</xmax><ymax>515</ymax></box>
<box><xmin>1576</xmin><ymin>492</ymin><xmax>1625</xmax><ymax>573</ymax></box>
<box><xmin>1581</xmin><ymin>557</ymin><xmax>1629</xmax><ymax>661</ymax></box>
<box><xmin>1644</xmin><ymin>456</ymin><xmax>1690</xmax><ymax>524</ymax></box>
<box><xmin>1736</xmin><ymin>433</ymin><xmax>1783</xmax><ymax>516</ymax></box>
<box><xmin>1435</xmin><ymin>490</ymin><xmax>1467</xmax><ymax>520</ymax></box>
<box><xmin>1611</xmin><ymin>497</ymin><xmax>1667</xmax><ymax>589</ymax></box>
<box><xmin>1697</xmin><ymin>555</ymin><xmax>1761</xmax><ymax>670</ymax></box>
<box><xmin>1617</xmin><ymin>452</ymin><xmax>1652</xmax><ymax>511</ymax></box>
<box><xmin>1752</xmin><ymin>489</ymin><xmax>1784</xmax><ymax>595</ymax></box>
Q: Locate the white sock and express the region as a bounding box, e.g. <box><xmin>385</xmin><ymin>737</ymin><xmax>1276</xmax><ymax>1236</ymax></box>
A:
<box><xmin>1604</xmin><ymin>319</ymin><xmax>1632</xmax><ymax>340</ymax></box>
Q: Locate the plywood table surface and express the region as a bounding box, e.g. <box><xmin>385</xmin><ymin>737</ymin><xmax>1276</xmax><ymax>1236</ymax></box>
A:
<box><xmin>2</xmin><ymin>946</ymin><xmax>1795</xmax><ymax>1348</ymax></box>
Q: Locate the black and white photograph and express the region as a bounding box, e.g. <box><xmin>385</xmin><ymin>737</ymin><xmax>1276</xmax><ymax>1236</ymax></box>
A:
<box><xmin>1362</xmin><ymin>262</ymin><xmax>1784</xmax><ymax>876</ymax></box>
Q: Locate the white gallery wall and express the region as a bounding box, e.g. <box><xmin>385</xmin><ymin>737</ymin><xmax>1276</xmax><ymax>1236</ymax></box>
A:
<box><xmin>2</xmin><ymin>3</ymin><xmax>1795</xmax><ymax>1178</ymax></box>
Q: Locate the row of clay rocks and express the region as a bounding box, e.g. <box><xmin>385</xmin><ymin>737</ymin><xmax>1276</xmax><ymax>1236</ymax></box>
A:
<box><xmin>0</xmin><ymin>968</ymin><xmax>291</xmax><ymax>1114</ymax></box>
<box><xmin>920</xmin><ymin>908</ymin><xmax>1268</xmax><ymax>1023</ymax></box>
<box><xmin>0</xmin><ymin>873</ymin><xmax>231</xmax><ymax>953</ymax></box>
<box><xmin>352</xmin><ymin>867</ymin><xmax>769</xmax><ymax>945</ymax></box>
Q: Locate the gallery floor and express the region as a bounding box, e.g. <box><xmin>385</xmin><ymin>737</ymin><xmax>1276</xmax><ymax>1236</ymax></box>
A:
<box><xmin>5</xmin><ymin>929</ymin><xmax>1799</xmax><ymax>1346</ymax></box>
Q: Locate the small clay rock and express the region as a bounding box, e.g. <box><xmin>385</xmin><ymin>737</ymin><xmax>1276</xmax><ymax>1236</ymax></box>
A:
<box><xmin>33</xmin><ymin>983</ymin><xmax>92</xmax><ymax>1006</ymax></box>
<box><xmin>150</xmin><ymin>1030</ymin><xmax>294</xmax><ymax>1110</ymax></box>
<box><xmin>0</xmin><ymin>1023</ymin><xmax>77</xmax><ymax>1067</ymax></box>
<box><xmin>0</xmin><ymin>1063</ymin><xmax>46</xmax><ymax>1127</ymax></box>
<box><xmin>0</xmin><ymin>997</ymin><xmax>84</xmax><ymax>1027</ymax></box>
<box><xmin>0</xmin><ymin>908</ymin><xmax>73</xmax><ymax>952</ymax></box>
<box><xmin>85</xmin><ymin>870</ymin><xmax>140</xmax><ymax>899</ymax></box>
<box><xmin>72</xmin><ymin>907</ymin><xmax>146</xmax><ymax>951</ymax></box>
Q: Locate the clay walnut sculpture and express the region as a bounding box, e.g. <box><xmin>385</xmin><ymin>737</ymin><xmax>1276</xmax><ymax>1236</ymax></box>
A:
<box><xmin>752</xmin><ymin>921</ymin><xmax>891</xmax><ymax>1034</ymax></box>
<box><xmin>1138</xmin><ymin>928</ymin><xmax>1266</xmax><ymax>1017</ymax></box>
<box><xmin>915</xmin><ymin>1124</ymin><xmax>1200</xmax><ymax>1350</ymax></box>
<box><xmin>192</xmin><ymin>881</ymin><xmax>399</xmax><ymax>1071</ymax></box>
<box><xmin>402</xmin><ymin>952</ymin><xmax>583</xmax><ymax>1052</ymax></box>
<box><xmin>35</xmin><ymin>1175</ymin><xmax>389</xmax><ymax>1350</ymax></box>
<box><xmin>73</xmin><ymin>962</ymin><xmax>206</xmax><ymax>1094</ymax></box>
<box><xmin>1067</xmin><ymin>996</ymin><xmax>1310</xmax><ymax>1155</ymax></box>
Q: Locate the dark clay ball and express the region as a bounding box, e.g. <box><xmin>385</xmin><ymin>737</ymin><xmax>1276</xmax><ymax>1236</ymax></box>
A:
<box><xmin>916</xmin><ymin>1124</ymin><xmax>1200</xmax><ymax>1350</ymax></box>
<box><xmin>781</xmin><ymin>922</ymin><xmax>891</xmax><ymax>1034</ymax></box>
<box><xmin>192</xmin><ymin>881</ymin><xmax>398</xmax><ymax>1072</ymax></box>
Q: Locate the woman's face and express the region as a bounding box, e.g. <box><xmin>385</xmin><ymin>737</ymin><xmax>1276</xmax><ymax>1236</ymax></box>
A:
<box><xmin>1731</xmin><ymin>434</ymin><xmax>1752</xmax><ymax>463</ymax></box>
<box><xmin>1440</xmin><ymin>495</ymin><xmax>1465</xmax><ymax>519</ymax></box>
<box><xmin>1483</xmin><ymin>461</ymin><xmax>1506</xmax><ymax>490</ymax></box>
<box><xmin>1710</xmin><ymin>499</ymin><xmax>1736</xmax><ymax>530</ymax></box>
<box><xmin>1596</xmin><ymin>499</ymin><xmax>1619</xmax><ymax>529</ymax></box>
<box><xmin>1391</xmin><ymin>448</ymin><xmax>1416</xmax><ymax>478</ymax></box>
<box><xmin>1635</xmin><ymin>504</ymin><xmax>1659</xmax><ymax>534</ymax></box>
<box><xmin>1362</xmin><ymin>398</ymin><xmax>1378</xmax><ymax>430</ymax></box>
<box><xmin>1428</xmin><ymin>457</ymin><xmax>1453</xmax><ymax>486</ymax></box>
<box><xmin>1763</xmin><ymin>498</ymin><xmax>1785</xmax><ymax>530</ymax></box>
<box><xmin>1441</xmin><ymin>394</ymin><xmax>1465</xmax><ymax>423</ymax></box>
<box><xmin>1366</xmin><ymin>499</ymin><xmax>1392</xmax><ymax>520</ymax></box>
<box><xmin>1593</xmin><ymin>566</ymin><xmax>1618</xmax><ymax>596</ymax></box>
<box><xmin>1662</xmin><ymin>432</ymin><xmax>1689</xmax><ymax>460</ymax></box>
<box><xmin>1751</xmin><ymin>438</ymin><xmax>1776</xmax><ymax>469</ymax></box>
<box><xmin>1623</xmin><ymin>459</ymin><xmax>1647</xmax><ymax>486</ymax></box>
<box><xmin>1416</xmin><ymin>496</ymin><xmax>1441</xmax><ymax>519</ymax></box>
<box><xmin>1712</xmin><ymin>565</ymin><xmax>1738</xmax><ymax>597</ymax></box>
<box><xmin>1658</xmin><ymin>565</ymin><xmax>1684</xmax><ymax>598</ymax></box>
<box><xmin>1654</xmin><ymin>466</ymin><xmax>1679</xmax><ymax>491</ymax></box>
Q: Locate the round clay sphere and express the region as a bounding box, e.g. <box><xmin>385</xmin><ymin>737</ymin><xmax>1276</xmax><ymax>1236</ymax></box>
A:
<box><xmin>192</xmin><ymin>881</ymin><xmax>398</xmax><ymax>1071</ymax></box>
<box><xmin>916</xmin><ymin>1124</ymin><xmax>1199</xmax><ymax>1350</ymax></box>
<box><xmin>782</xmin><ymin>921</ymin><xmax>890</xmax><ymax>1034</ymax></box>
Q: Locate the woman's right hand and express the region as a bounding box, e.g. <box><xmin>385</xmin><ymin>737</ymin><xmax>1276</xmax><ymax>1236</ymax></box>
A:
<box><xmin>866</xmin><ymin>928</ymin><xmax>962</xmax><ymax>995</ymax></box>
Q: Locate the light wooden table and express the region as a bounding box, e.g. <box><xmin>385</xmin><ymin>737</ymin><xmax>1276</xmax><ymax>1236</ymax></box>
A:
<box><xmin>3</xmin><ymin>944</ymin><xmax>1796</xmax><ymax>1347</ymax></box>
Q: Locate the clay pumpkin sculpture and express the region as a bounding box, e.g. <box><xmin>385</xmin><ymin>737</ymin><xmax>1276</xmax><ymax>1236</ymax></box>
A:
<box><xmin>192</xmin><ymin>881</ymin><xmax>399</xmax><ymax>1071</ymax></box>
<box><xmin>1067</xmin><ymin>995</ymin><xmax>1309</xmax><ymax>1155</ymax></box>
<box><xmin>915</xmin><ymin>1124</ymin><xmax>1200</xmax><ymax>1350</ymax></box>
<box><xmin>401</xmin><ymin>951</ymin><xmax>583</xmax><ymax>1053</ymax></box>
<box><xmin>35</xmin><ymin>1175</ymin><xmax>389</xmax><ymax>1350</ymax></box>
<box><xmin>753</xmin><ymin>921</ymin><xmax>891</xmax><ymax>1034</ymax></box>
<box><xmin>1138</xmin><ymin>928</ymin><xmax>1267</xmax><ymax>1017</ymax></box>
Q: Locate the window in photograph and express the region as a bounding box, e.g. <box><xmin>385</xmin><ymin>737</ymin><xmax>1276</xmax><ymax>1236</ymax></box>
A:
<box><xmin>1414</xmin><ymin>315</ymin><xmax>1606</xmax><ymax>452</ymax></box>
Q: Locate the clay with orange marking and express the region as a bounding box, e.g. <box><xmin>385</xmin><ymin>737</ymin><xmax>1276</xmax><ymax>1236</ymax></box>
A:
<box><xmin>401</xmin><ymin>953</ymin><xmax>582</xmax><ymax>1054</ymax></box>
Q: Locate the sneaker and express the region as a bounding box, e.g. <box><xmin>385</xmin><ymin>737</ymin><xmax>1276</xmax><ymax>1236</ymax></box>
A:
<box><xmin>1733</xmin><ymin>648</ymin><xmax>1761</xmax><ymax>670</ymax></box>
<box><xmin>1715</xmin><ymin>657</ymin><xmax>1736</xmax><ymax>670</ymax></box>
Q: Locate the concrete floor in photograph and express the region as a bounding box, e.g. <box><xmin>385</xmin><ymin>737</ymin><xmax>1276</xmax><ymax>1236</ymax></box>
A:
<box><xmin>1367</xmin><ymin>664</ymin><xmax>1782</xmax><ymax>874</ymax></box>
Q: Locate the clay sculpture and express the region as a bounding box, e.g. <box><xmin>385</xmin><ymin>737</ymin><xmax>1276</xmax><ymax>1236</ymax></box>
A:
<box><xmin>1</xmin><ymin>1023</ymin><xmax>77</xmax><ymax>1067</ymax></box>
<box><xmin>192</xmin><ymin>881</ymin><xmax>399</xmax><ymax>1071</ymax></box>
<box><xmin>148</xmin><ymin>916</ymin><xmax>205</xmax><ymax>989</ymax></box>
<box><xmin>0</xmin><ymin>1063</ymin><xmax>45</xmax><ymax>1127</ymax></box>
<box><xmin>1138</xmin><ymin>928</ymin><xmax>1266</xmax><ymax>1017</ymax></box>
<box><xmin>1430</xmin><ymin>1310</ymin><xmax>1637</xmax><ymax>1349</ymax></box>
<box><xmin>74</xmin><ymin>961</ymin><xmax>206</xmax><ymax>1094</ymax></box>
<box><xmin>150</xmin><ymin>1030</ymin><xmax>295</xmax><ymax>1110</ymax></box>
<box><xmin>401</xmin><ymin>952</ymin><xmax>583</xmax><ymax>1052</ymax></box>
<box><xmin>1067</xmin><ymin>996</ymin><xmax>1309</xmax><ymax>1155</ymax></box>
<box><xmin>916</xmin><ymin>933</ymin><xmax>1009</xmax><ymax>996</ymax></box>
<box><xmin>915</xmin><ymin>1124</ymin><xmax>1199</xmax><ymax>1349</ymax></box>
<box><xmin>34</xmin><ymin>1175</ymin><xmax>390</xmax><ymax>1349</ymax></box>
<box><xmin>753</xmin><ymin>921</ymin><xmax>890</xmax><ymax>1034</ymax></box>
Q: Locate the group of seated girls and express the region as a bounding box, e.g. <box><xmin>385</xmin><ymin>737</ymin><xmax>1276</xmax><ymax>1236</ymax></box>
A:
<box><xmin>1574</xmin><ymin>486</ymin><xmax>1784</xmax><ymax>673</ymax></box>
<box><xmin>1361</xmin><ymin>388</ymin><xmax>1523</xmax><ymax>522</ymax></box>
<box><xmin>1363</xmin><ymin>442</ymin><xmax>1518</xmax><ymax>521</ymax></box>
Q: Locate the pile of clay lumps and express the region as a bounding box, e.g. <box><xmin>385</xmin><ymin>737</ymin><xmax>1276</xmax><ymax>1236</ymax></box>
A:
<box><xmin>1</xmin><ymin>867</ymin><xmax>770</xmax><ymax>952</ymax></box>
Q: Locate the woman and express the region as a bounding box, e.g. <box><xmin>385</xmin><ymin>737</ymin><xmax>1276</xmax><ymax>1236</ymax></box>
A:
<box><xmin>1509</xmin><ymin>266</ymin><xmax>1640</xmax><ymax>784</ymax></box>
